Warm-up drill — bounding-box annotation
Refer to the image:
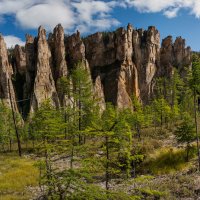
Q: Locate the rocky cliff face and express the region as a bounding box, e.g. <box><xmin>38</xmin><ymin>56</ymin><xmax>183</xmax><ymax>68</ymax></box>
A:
<box><xmin>65</xmin><ymin>30</ymin><xmax>90</xmax><ymax>72</ymax></box>
<box><xmin>84</xmin><ymin>24</ymin><xmax>140</xmax><ymax>108</ymax></box>
<box><xmin>14</xmin><ymin>45</ymin><xmax>26</xmax><ymax>76</ymax></box>
<box><xmin>0</xmin><ymin>24</ymin><xmax>192</xmax><ymax>116</ymax></box>
<box><xmin>94</xmin><ymin>75</ymin><xmax>106</xmax><ymax>113</ymax></box>
<box><xmin>0</xmin><ymin>35</ymin><xmax>18</xmax><ymax>111</ymax></box>
<box><xmin>160</xmin><ymin>36</ymin><xmax>191</xmax><ymax>78</ymax></box>
<box><xmin>132</xmin><ymin>26</ymin><xmax>160</xmax><ymax>103</ymax></box>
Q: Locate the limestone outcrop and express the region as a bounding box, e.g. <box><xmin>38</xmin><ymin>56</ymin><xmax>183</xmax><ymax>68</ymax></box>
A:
<box><xmin>84</xmin><ymin>25</ymin><xmax>160</xmax><ymax>106</ymax></box>
<box><xmin>48</xmin><ymin>24</ymin><xmax>68</xmax><ymax>81</ymax></box>
<box><xmin>30</xmin><ymin>26</ymin><xmax>59</xmax><ymax>111</ymax></box>
<box><xmin>0</xmin><ymin>23</ymin><xmax>192</xmax><ymax>116</ymax></box>
<box><xmin>132</xmin><ymin>26</ymin><xmax>160</xmax><ymax>103</ymax></box>
<box><xmin>0</xmin><ymin>35</ymin><xmax>18</xmax><ymax>111</ymax></box>
<box><xmin>48</xmin><ymin>24</ymin><xmax>68</xmax><ymax>105</ymax></box>
<box><xmin>65</xmin><ymin>31</ymin><xmax>90</xmax><ymax>72</ymax></box>
<box><xmin>174</xmin><ymin>37</ymin><xmax>191</xmax><ymax>69</ymax></box>
<box><xmin>14</xmin><ymin>45</ymin><xmax>26</xmax><ymax>76</ymax></box>
<box><xmin>84</xmin><ymin>25</ymin><xmax>133</xmax><ymax>108</ymax></box>
<box><xmin>94</xmin><ymin>75</ymin><xmax>106</xmax><ymax>113</ymax></box>
<box><xmin>160</xmin><ymin>36</ymin><xmax>191</xmax><ymax>78</ymax></box>
<box><xmin>24</xmin><ymin>34</ymin><xmax>36</xmax><ymax>99</ymax></box>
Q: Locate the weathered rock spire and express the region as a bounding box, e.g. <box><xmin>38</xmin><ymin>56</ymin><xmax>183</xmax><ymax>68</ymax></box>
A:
<box><xmin>30</xmin><ymin>26</ymin><xmax>59</xmax><ymax>111</ymax></box>
<box><xmin>0</xmin><ymin>35</ymin><xmax>18</xmax><ymax>111</ymax></box>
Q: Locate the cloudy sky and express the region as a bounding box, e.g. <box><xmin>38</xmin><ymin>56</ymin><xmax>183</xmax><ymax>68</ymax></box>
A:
<box><xmin>0</xmin><ymin>0</ymin><xmax>200</xmax><ymax>50</ymax></box>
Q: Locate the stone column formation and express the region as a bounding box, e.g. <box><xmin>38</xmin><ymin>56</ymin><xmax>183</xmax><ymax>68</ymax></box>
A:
<box><xmin>0</xmin><ymin>35</ymin><xmax>18</xmax><ymax>111</ymax></box>
<box><xmin>0</xmin><ymin>23</ymin><xmax>191</xmax><ymax>115</ymax></box>
<box><xmin>30</xmin><ymin>26</ymin><xmax>60</xmax><ymax>111</ymax></box>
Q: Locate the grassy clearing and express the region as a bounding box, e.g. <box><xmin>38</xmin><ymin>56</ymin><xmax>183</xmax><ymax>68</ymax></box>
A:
<box><xmin>0</xmin><ymin>153</ymin><xmax>39</xmax><ymax>200</ymax></box>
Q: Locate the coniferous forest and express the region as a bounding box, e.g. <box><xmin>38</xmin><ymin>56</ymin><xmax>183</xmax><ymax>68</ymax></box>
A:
<box><xmin>1</xmin><ymin>53</ymin><xmax>200</xmax><ymax>199</ymax></box>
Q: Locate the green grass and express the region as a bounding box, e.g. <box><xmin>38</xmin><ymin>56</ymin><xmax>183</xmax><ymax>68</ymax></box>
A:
<box><xmin>143</xmin><ymin>146</ymin><xmax>196</xmax><ymax>175</ymax></box>
<box><xmin>0</xmin><ymin>153</ymin><xmax>39</xmax><ymax>200</ymax></box>
<box><xmin>136</xmin><ymin>188</ymin><xmax>167</xmax><ymax>198</ymax></box>
<box><xmin>134</xmin><ymin>175</ymin><xmax>154</xmax><ymax>183</ymax></box>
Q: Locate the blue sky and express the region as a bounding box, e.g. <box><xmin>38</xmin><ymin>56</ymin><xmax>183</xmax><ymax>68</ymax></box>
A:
<box><xmin>0</xmin><ymin>0</ymin><xmax>200</xmax><ymax>51</ymax></box>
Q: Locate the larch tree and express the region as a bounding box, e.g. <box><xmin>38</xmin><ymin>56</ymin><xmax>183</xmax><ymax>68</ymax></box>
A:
<box><xmin>189</xmin><ymin>54</ymin><xmax>200</xmax><ymax>171</ymax></box>
<box><xmin>174</xmin><ymin>113</ymin><xmax>196</xmax><ymax>162</ymax></box>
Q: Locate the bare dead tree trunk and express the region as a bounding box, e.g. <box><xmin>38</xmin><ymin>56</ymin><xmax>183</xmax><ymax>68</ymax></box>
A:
<box><xmin>70</xmin><ymin>141</ymin><xmax>74</xmax><ymax>169</ymax></box>
<box><xmin>64</xmin><ymin>109</ymin><xmax>67</xmax><ymax>139</ymax></box>
<box><xmin>8</xmin><ymin>78</ymin><xmax>22</xmax><ymax>157</ymax></box>
<box><xmin>105</xmin><ymin>136</ymin><xmax>109</xmax><ymax>190</ymax></box>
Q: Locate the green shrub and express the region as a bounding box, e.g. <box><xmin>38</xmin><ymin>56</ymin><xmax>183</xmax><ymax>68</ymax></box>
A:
<box><xmin>143</xmin><ymin>147</ymin><xmax>196</xmax><ymax>174</ymax></box>
<box><xmin>134</xmin><ymin>188</ymin><xmax>167</xmax><ymax>199</ymax></box>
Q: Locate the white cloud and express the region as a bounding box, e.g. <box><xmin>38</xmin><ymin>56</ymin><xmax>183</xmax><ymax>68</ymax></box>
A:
<box><xmin>164</xmin><ymin>7</ymin><xmax>180</xmax><ymax>18</ymax></box>
<box><xmin>191</xmin><ymin>0</ymin><xmax>200</xmax><ymax>18</ymax></box>
<box><xmin>0</xmin><ymin>0</ymin><xmax>32</xmax><ymax>14</ymax></box>
<box><xmin>122</xmin><ymin>0</ymin><xmax>200</xmax><ymax>19</ymax></box>
<box><xmin>0</xmin><ymin>0</ymin><xmax>120</xmax><ymax>33</ymax></box>
<box><xmin>16</xmin><ymin>2</ymin><xmax>75</xmax><ymax>30</ymax></box>
<box><xmin>72</xmin><ymin>0</ymin><xmax>120</xmax><ymax>32</ymax></box>
<box><xmin>124</xmin><ymin>0</ymin><xmax>178</xmax><ymax>13</ymax></box>
<box><xmin>4</xmin><ymin>35</ymin><xmax>25</xmax><ymax>48</ymax></box>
